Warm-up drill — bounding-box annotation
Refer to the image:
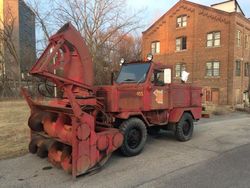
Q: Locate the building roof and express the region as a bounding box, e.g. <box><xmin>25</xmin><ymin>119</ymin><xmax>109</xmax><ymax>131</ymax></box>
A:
<box><xmin>143</xmin><ymin>0</ymin><xmax>247</xmax><ymax>34</ymax></box>
<box><xmin>211</xmin><ymin>0</ymin><xmax>245</xmax><ymax>16</ymax></box>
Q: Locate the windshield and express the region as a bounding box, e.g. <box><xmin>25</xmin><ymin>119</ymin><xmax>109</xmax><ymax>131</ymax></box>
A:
<box><xmin>116</xmin><ymin>63</ymin><xmax>151</xmax><ymax>84</ymax></box>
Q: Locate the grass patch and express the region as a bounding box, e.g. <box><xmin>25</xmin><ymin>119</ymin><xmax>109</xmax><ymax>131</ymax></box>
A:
<box><xmin>0</xmin><ymin>100</ymin><xmax>30</xmax><ymax>159</ymax></box>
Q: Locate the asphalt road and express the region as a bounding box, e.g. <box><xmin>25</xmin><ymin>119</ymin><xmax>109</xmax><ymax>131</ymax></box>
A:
<box><xmin>0</xmin><ymin>112</ymin><xmax>250</xmax><ymax>188</ymax></box>
<box><xmin>142</xmin><ymin>143</ymin><xmax>250</xmax><ymax>188</ymax></box>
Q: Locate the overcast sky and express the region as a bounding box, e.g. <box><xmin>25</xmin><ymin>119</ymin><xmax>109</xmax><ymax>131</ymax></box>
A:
<box><xmin>127</xmin><ymin>0</ymin><xmax>250</xmax><ymax>31</ymax></box>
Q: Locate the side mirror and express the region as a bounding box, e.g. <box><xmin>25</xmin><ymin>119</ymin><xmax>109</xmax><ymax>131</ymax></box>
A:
<box><xmin>164</xmin><ymin>69</ymin><xmax>172</xmax><ymax>84</ymax></box>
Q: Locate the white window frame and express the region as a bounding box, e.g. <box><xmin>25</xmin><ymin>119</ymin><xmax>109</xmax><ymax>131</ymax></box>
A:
<box><xmin>235</xmin><ymin>60</ymin><xmax>241</xmax><ymax>76</ymax></box>
<box><xmin>176</xmin><ymin>37</ymin><xmax>187</xmax><ymax>51</ymax></box>
<box><xmin>207</xmin><ymin>31</ymin><xmax>221</xmax><ymax>47</ymax></box>
<box><xmin>236</xmin><ymin>30</ymin><xmax>242</xmax><ymax>47</ymax></box>
<box><xmin>151</xmin><ymin>41</ymin><xmax>160</xmax><ymax>55</ymax></box>
<box><xmin>245</xmin><ymin>35</ymin><xmax>249</xmax><ymax>49</ymax></box>
<box><xmin>176</xmin><ymin>15</ymin><xmax>187</xmax><ymax>28</ymax></box>
<box><xmin>206</xmin><ymin>61</ymin><xmax>220</xmax><ymax>77</ymax></box>
<box><xmin>175</xmin><ymin>63</ymin><xmax>186</xmax><ymax>77</ymax></box>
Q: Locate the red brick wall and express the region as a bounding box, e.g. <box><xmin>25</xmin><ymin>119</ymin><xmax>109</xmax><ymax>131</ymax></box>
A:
<box><xmin>142</xmin><ymin>0</ymin><xmax>250</xmax><ymax>106</ymax></box>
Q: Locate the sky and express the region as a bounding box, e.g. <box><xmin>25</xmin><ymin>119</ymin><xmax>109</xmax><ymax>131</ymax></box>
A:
<box><xmin>127</xmin><ymin>0</ymin><xmax>250</xmax><ymax>31</ymax></box>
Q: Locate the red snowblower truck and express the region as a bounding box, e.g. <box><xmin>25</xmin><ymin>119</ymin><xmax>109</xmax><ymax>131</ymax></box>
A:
<box><xmin>22</xmin><ymin>23</ymin><xmax>202</xmax><ymax>178</ymax></box>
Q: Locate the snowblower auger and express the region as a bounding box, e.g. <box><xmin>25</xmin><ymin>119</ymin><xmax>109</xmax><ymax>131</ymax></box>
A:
<box><xmin>22</xmin><ymin>23</ymin><xmax>123</xmax><ymax>178</ymax></box>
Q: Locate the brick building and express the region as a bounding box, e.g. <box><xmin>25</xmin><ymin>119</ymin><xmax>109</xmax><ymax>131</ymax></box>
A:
<box><xmin>0</xmin><ymin>0</ymin><xmax>36</xmax><ymax>79</ymax></box>
<box><xmin>142</xmin><ymin>0</ymin><xmax>250</xmax><ymax>106</ymax></box>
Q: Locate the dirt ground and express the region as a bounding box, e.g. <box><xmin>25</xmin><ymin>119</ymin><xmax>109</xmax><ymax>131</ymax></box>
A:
<box><xmin>0</xmin><ymin>100</ymin><xmax>30</xmax><ymax>160</ymax></box>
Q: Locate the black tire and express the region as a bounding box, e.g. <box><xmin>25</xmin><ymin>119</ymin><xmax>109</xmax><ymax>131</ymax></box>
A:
<box><xmin>119</xmin><ymin>118</ymin><xmax>147</xmax><ymax>157</ymax></box>
<box><xmin>37</xmin><ymin>144</ymin><xmax>48</xmax><ymax>158</ymax></box>
<box><xmin>147</xmin><ymin>127</ymin><xmax>160</xmax><ymax>136</ymax></box>
<box><xmin>175</xmin><ymin>113</ymin><xmax>194</xmax><ymax>142</ymax></box>
<box><xmin>29</xmin><ymin>140</ymin><xmax>38</xmax><ymax>154</ymax></box>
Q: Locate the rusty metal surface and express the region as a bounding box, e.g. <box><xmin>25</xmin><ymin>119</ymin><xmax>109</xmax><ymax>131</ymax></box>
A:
<box><xmin>30</xmin><ymin>23</ymin><xmax>93</xmax><ymax>88</ymax></box>
<box><xmin>22</xmin><ymin>22</ymin><xmax>202</xmax><ymax>178</ymax></box>
<box><xmin>22</xmin><ymin>23</ymin><xmax>124</xmax><ymax>178</ymax></box>
<box><xmin>95</xmin><ymin>63</ymin><xmax>202</xmax><ymax>125</ymax></box>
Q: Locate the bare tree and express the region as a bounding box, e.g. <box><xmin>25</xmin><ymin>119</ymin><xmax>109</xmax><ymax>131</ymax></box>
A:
<box><xmin>0</xmin><ymin>5</ymin><xmax>21</xmax><ymax>97</ymax></box>
<box><xmin>56</xmin><ymin>0</ymin><xmax>143</xmax><ymax>84</ymax></box>
<box><xmin>26</xmin><ymin>0</ymin><xmax>144</xmax><ymax>84</ymax></box>
<box><xmin>118</xmin><ymin>34</ymin><xmax>142</xmax><ymax>62</ymax></box>
<box><xmin>109</xmin><ymin>33</ymin><xmax>142</xmax><ymax>66</ymax></box>
<box><xmin>26</xmin><ymin>0</ymin><xmax>56</xmax><ymax>55</ymax></box>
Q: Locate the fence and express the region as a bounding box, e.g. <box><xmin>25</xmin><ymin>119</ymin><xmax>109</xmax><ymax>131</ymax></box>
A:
<box><xmin>0</xmin><ymin>78</ymin><xmax>40</xmax><ymax>99</ymax></box>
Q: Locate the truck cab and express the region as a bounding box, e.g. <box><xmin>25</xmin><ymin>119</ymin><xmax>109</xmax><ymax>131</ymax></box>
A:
<box><xmin>96</xmin><ymin>59</ymin><xmax>202</xmax><ymax>123</ymax></box>
<box><xmin>96</xmin><ymin>58</ymin><xmax>202</xmax><ymax>157</ymax></box>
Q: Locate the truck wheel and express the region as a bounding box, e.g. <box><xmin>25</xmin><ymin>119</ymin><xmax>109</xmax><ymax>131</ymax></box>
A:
<box><xmin>37</xmin><ymin>144</ymin><xmax>48</xmax><ymax>158</ymax></box>
<box><xmin>119</xmin><ymin>118</ymin><xmax>147</xmax><ymax>157</ymax></box>
<box><xmin>29</xmin><ymin>140</ymin><xmax>38</xmax><ymax>154</ymax></box>
<box><xmin>175</xmin><ymin>113</ymin><xmax>194</xmax><ymax>142</ymax></box>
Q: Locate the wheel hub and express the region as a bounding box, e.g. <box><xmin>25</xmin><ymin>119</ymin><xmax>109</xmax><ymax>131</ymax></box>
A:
<box><xmin>127</xmin><ymin>128</ymin><xmax>142</xmax><ymax>149</ymax></box>
<box><xmin>183</xmin><ymin>121</ymin><xmax>190</xmax><ymax>136</ymax></box>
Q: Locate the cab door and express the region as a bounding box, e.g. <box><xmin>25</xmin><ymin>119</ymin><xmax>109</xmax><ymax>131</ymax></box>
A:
<box><xmin>150</xmin><ymin>69</ymin><xmax>171</xmax><ymax>110</ymax></box>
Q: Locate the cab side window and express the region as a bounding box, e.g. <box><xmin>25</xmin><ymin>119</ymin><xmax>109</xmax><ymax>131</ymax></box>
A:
<box><xmin>151</xmin><ymin>69</ymin><xmax>165</xmax><ymax>86</ymax></box>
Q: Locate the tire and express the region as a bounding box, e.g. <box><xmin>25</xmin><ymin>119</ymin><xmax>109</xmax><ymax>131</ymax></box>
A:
<box><xmin>175</xmin><ymin>113</ymin><xmax>194</xmax><ymax>142</ymax></box>
<box><xmin>147</xmin><ymin>127</ymin><xmax>160</xmax><ymax>136</ymax></box>
<box><xmin>119</xmin><ymin>118</ymin><xmax>147</xmax><ymax>157</ymax></box>
<box><xmin>37</xmin><ymin>144</ymin><xmax>48</xmax><ymax>158</ymax></box>
<box><xmin>29</xmin><ymin>140</ymin><xmax>38</xmax><ymax>154</ymax></box>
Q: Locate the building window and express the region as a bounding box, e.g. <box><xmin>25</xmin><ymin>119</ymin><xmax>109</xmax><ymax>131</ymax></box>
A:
<box><xmin>207</xmin><ymin>31</ymin><xmax>221</xmax><ymax>47</ymax></box>
<box><xmin>175</xmin><ymin>63</ymin><xmax>186</xmax><ymax>77</ymax></box>
<box><xmin>244</xmin><ymin>63</ymin><xmax>249</xmax><ymax>77</ymax></box>
<box><xmin>236</xmin><ymin>30</ymin><xmax>242</xmax><ymax>47</ymax></box>
<box><xmin>176</xmin><ymin>15</ymin><xmax>187</xmax><ymax>28</ymax></box>
<box><xmin>176</xmin><ymin>37</ymin><xmax>187</xmax><ymax>51</ymax></box>
<box><xmin>151</xmin><ymin>41</ymin><xmax>160</xmax><ymax>54</ymax></box>
<box><xmin>235</xmin><ymin>60</ymin><xmax>241</xmax><ymax>76</ymax></box>
<box><xmin>206</xmin><ymin>61</ymin><xmax>220</xmax><ymax>77</ymax></box>
<box><xmin>245</xmin><ymin>35</ymin><xmax>249</xmax><ymax>49</ymax></box>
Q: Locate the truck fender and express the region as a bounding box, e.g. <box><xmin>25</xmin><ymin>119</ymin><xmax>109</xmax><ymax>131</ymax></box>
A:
<box><xmin>168</xmin><ymin>107</ymin><xmax>202</xmax><ymax>123</ymax></box>
<box><xmin>115</xmin><ymin>112</ymin><xmax>150</xmax><ymax>126</ymax></box>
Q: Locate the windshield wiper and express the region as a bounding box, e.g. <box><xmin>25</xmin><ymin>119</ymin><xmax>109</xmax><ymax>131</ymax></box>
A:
<box><xmin>123</xmin><ymin>79</ymin><xmax>136</xmax><ymax>82</ymax></box>
<box><xmin>117</xmin><ymin>78</ymin><xmax>136</xmax><ymax>85</ymax></box>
